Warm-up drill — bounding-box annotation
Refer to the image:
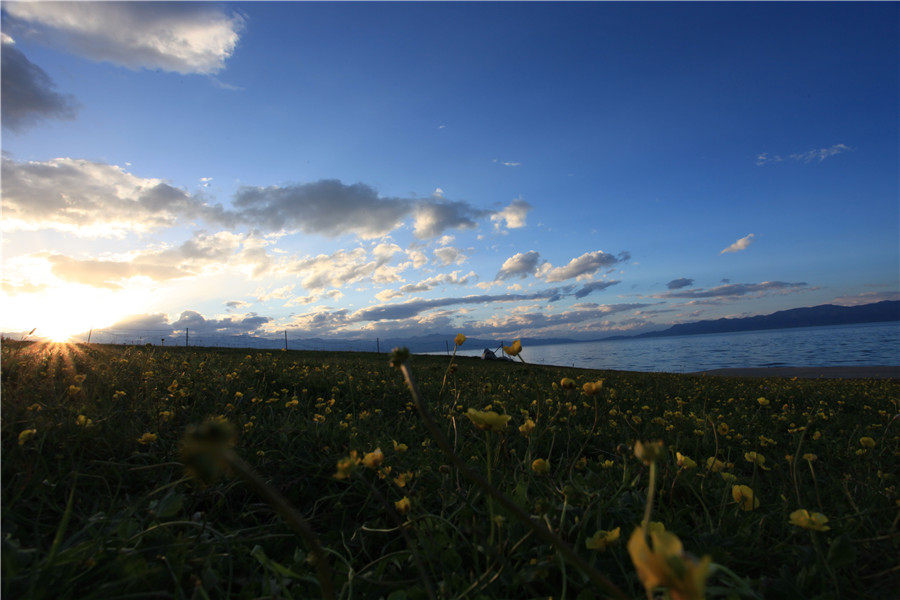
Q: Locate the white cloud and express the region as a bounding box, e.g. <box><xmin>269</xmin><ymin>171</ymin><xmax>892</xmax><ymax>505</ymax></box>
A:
<box><xmin>433</xmin><ymin>246</ymin><xmax>467</xmax><ymax>266</ymax></box>
<box><xmin>501</xmin><ymin>161</ymin><xmax>521</xmax><ymax>167</ymax></box>
<box><xmin>374</xmin><ymin>270</ymin><xmax>477</xmax><ymax>302</ymax></box>
<box><xmin>720</xmin><ymin>233</ymin><xmax>755</xmax><ymax>254</ymax></box>
<box><xmin>536</xmin><ymin>250</ymin><xmax>627</xmax><ymax>283</ymax></box>
<box><xmin>756</xmin><ymin>144</ymin><xmax>852</xmax><ymax>166</ymax></box>
<box><xmin>495</xmin><ymin>251</ymin><xmax>542</xmax><ymax>280</ymax></box>
<box><xmin>4</xmin><ymin>2</ymin><xmax>244</xmax><ymax>75</ymax></box>
<box><xmin>1</xmin><ymin>156</ymin><xmax>228</xmax><ymax>236</ymax></box>
<box><xmin>490</xmin><ymin>198</ymin><xmax>532</xmax><ymax>230</ymax></box>
<box><xmin>407</xmin><ymin>249</ymin><xmax>428</xmax><ymax>269</ymax></box>
<box><xmin>413</xmin><ymin>200</ymin><xmax>488</xmax><ymax>239</ymax></box>
<box><xmin>254</xmin><ymin>284</ymin><xmax>294</xmax><ymax>302</ymax></box>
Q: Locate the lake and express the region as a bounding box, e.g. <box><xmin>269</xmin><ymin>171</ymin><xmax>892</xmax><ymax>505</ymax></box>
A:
<box><xmin>447</xmin><ymin>321</ymin><xmax>900</xmax><ymax>373</ymax></box>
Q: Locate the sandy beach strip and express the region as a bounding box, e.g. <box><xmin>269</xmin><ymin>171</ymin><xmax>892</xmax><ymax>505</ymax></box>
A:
<box><xmin>695</xmin><ymin>366</ymin><xmax>899</xmax><ymax>380</ymax></box>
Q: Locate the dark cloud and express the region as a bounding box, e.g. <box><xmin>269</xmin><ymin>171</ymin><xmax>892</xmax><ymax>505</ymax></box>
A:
<box><xmin>1</xmin><ymin>39</ymin><xmax>78</xmax><ymax>131</ymax></box>
<box><xmin>657</xmin><ymin>281</ymin><xmax>808</xmax><ymax>299</ymax></box>
<box><xmin>573</xmin><ymin>280</ymin><xmax>620</xmax><ymax>298</ymax></box>
<box><xmin>351</xmin><ymin>289</ymin><xmax>565</xmax><ymax>322</ymax></box>
<box><xmin>413</xmin><ymin>200</ymin><xmax>489</xmax><ymax>238</ymax></box>
<box><xmin>495</xmin><ymin>251</ymin><xmax>542</xmax><ymax>280</ymax></box>
<box><xmin>233</xmin><ymin>180</ymin><xmax>411</xmax><ymax>239</ymax></box>
<box><xmin>666</xmin><ymin>278</ymin><xmax>694</xmax><ymax>290</ymax></box>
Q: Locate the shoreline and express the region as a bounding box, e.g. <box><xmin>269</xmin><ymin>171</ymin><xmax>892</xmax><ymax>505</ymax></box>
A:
<box><xmin>693</xmin><ymin>365</ymin><xmax>900</xmax><ymax>380</ymax></box>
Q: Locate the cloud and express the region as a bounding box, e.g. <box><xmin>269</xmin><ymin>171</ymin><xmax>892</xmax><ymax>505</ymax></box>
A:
<box><xmin>4</xmin><ymin>2</ymin><xmax>244</xmax><ymax>75</ymax></box>
<box><xmin>350</xmin><ymin>289</ymin><xmax>566</xmax><ymax>322</ymax></box>
<box><xmin>374</xmin><ymin>270</ymin><xmax>477</xmax><ymax>302</ymax></box>
<box><xmin>232</xmin><ymin>180</ymin><xmax>410</xmax><ymax>239</ymax></box>
<box><xmin>462</xmin><ymin>303</ymin><xmax>651</xmax><ymax>336</ymax></box>
<box><xmin>666</xmin><ymin>278</ymin><xmax>694</xmax><ymax>290</ymax></box>
<box><xmin>1</xmin><ymin>279</ymin><xmax>49</xmax><ymax>295</ymax></box>
<box><xmin>657</xmin><ymin>281</ymin><xmax>808</xmax><ymax>299</ymax></box>
<box><xmin>1</xmin><ymin>35</ymin><xmax>78</xmax><ymax>131</ymax></box>
<box><xmin>573</xmin><ymin>280</ymin><xmax>620</xmax><ymax>298</ymax></box>
<box><xmin>831</xmin><ymin>291</ymin><xmax>900</xmax><ymax>306</ymax></box>
<box><xmin>756</xmin><ymin>144</ymin><xmax>851</xmax><ymax>166</ymax></box>
<box><xmin>288</xmin><ymin>245</ymin><xmax>409</xmax><ymax>290</ymax></box>
<box><xmin>1</xmin><ymin>156</ymin><xmax>229</xmax><ymax>236</ymax></box>
<box><xmin>253</xmin><ymin>284</ymin><xmax>294</xmax><ymax>302</ymax></box>
<box><xmin>495</xmin><ymin>251</ymin><xmax>542</xmax><ymax>280</ymax></box>
<box><xmin>225</xmin><ymin>300</ymin><xmax>250</xmax><ymax>310</ymax></box>
<box><xmin>283</xmin><ymin>289</ymin><xmax>344</xmax><ymax>307</ymax></box>
<box><xmin>490</xmin><ymin>198</ymin><xmax>532</xmax><ymax>230</ymax></box>
<box><xmin>407</xmin><ymin>249</ymin><xmax>428</xmax><ymax>269</ymax></box>
<box><xmin>36</xmin><ymin>231</ymin><xmax>267</xmax><ymax>288</ymax></box>
<box><xmin>720</xmin><ymin>234</ymin><xmax>755</xmax><ymax>254</ymax></box>
<box><xmin>433</xmin><ymin>245</ymin><xmax>467</xmax><ymax>266</ymax></box>
<box><xmin>412</xmin><ymin>200</ymin><xmax>489</xmax><ymax>239</ymax></box>
<box><xmin>536</xmin><ymin>250</ymin><xmax>629</xmax><ymax>283</ymax></box>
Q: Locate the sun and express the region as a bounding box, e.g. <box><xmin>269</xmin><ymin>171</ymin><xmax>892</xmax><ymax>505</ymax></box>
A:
<box><xmin>2</xmin><ymin>284</ymin><xmax>148</xmax><ymax>343</ymax></box>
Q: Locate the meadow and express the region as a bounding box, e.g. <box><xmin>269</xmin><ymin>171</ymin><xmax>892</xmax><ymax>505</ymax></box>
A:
<box><xmin>2</xmin><ymin>339</ymin><xmax>897</xmax><ymax>599</ymax></box>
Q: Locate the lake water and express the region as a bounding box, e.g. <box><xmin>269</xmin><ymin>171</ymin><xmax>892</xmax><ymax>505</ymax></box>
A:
<box><xmin>447</xmin><ymin>321</ymin><xmax>900</xmax><ymax>373</ymax></box>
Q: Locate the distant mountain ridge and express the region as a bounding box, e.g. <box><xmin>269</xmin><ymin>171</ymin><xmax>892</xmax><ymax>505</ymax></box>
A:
<box><xmin>600</xmin><ymin>300</ymin><xmax>900</xmax><ymax>341</ymax></box>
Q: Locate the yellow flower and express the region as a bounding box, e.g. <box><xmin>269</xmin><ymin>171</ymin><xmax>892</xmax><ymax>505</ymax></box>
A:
<box><xmin>585</xmin><ymin>527</ymin><xmax>621</xmax><ymax>551</ymax></box>
<box><xmin>789</xmin><ymin>509</ymin><xmax>830</xmax><ymax>531</ymax></box>
<box><xmin>138</xmin><ymin>432</ymin><xmax>158</xmax><ymax>445</ymax></box>
<box><xmin>720</xmin><ymin>472</ymin><xmax>737</xmax><ymax>483</ymax></box>
<box><xmin>757</xmin><ymin>397</ymin><xmax>769</xmax><ymax>406</ymax></box>
<box><xmin>676</xmin><ymin>452</ymin><xmax>696</xmax><ymax>469</ymax></box>
<box><xmin>454</xmin><ymin>333</ymin><xmax>466</xmax><ymax>346</ymax></box>
<box><xmin>285</xmin><ymin>399</ymin><xmax>299</xmax><ymax>408</ymax></box>
<box><xmin>627</xmin><ymin>526</ymin><xmax>712</xmax><ymax>600</ymax></box>
<box><xmin>75</xmin><ymin>414</ymin><xmax>93</xmax><ymax>427</ymax></box>
<box><xmin>859</xmin><ymin>437</ymin><xmax>876</xmax><ymax>449</ymax></box>
<box><xmin>560</xmin><ymin>377</ymin><xmax>576</xmax><ymax>390</ymax></box>
<box><xmin>582</xmin><ymin>381</ymin><xmax>602</xmax><ymax>396</ymax></box>
<box><xmin>394</xmin><ymin>496</ymin><xmax>411</xmax><ymax>515</ymax></box>
<box><xmin>393</xmin><ymin>471</ymin><xmax>414</xmax><ymax>487</ymax></box>
<box><xmin>803</xmin><ymin>453</ymin><xmax>818</xmax><ymax>462</ymax></box>
<box><xmin>518</xmin><ymin>418</ymin><xmax>535</xmax><ymax>436</ymax></box>
<box><xmin>600</xmin><ymin>459</ymin><xmax>614</xmax><ymax>469</ymax></box>
<box><xmin>634</xmin><ymin>440</ymin><xmax>664</xmax><ymax>465</ymax></box>
<box><xmin>531</xmin><ymin>458</ymin><xmax>550</xmax><ymax>474</ymax></box>
<box><xmin>502</xmin><ymin>339</ymin><xmax>522</xmax><ymax>357</ymax></box>
<box><xmin>362</xmin><ymin>448</ymin><xmax>384</xmax><ymax>469</ymax></box>
<box><xmin>732</xmin><ymin>485</ymin><xmax>759</xmax><ymax>511</ymax></box>
<box><xmin>706</xmin><ymin>457</ymin><xmax>726</xmax><ymax>472</ymax></box>
<box><xmin>18</xmin><ymin>428</ymin><xmax>37</xmax><ymax>446</ymax></box>
<box><xmin>334</xmin><ymin>451</ymin><xmax>361</xmax><ymax>480</ymax></box>
<box><xmin>392</xmin><ymin>440</ymin><xmax>408</xmax><ymax>453</ymax></box>
<box><xmin>466</xmin><ymin>408</ymin><xmax>511</xmax><ymax>432</ymax></box>
<box><xmin>744</xmin><ymin>451</ymin><xmax>770</xmax><ymax>470</ymax></box>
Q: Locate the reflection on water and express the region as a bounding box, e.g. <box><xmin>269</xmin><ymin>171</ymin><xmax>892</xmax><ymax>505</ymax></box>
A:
<box><xmin>447</xmin><ymin>321</ymin><xmax>900</xmax><ymax>373</ymax></box>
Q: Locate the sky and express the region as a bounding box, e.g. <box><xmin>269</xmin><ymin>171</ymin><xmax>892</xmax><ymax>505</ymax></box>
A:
<box><xmin>1</xmin><ymin>1</ymin><xmax>898</xmax><ymax>343</ymax></box>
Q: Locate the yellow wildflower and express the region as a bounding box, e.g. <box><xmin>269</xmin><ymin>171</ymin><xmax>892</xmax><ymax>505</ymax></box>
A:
<box><xmin>393</xmin><ymin>471</ymin><xmax>414</xmax><ymax>487</ymax></box>
<box><xmin>75</xmin><ymin>415</ymin><xmax>93</xmax><ymax>427</ymax></box>
<box><xmin>454</xmin><ymin>333</ymin><xmax>466</xmax><ymax>346</ymax></box>
<box><xmin>757</xmin><ymin>397</ymin><xmax>769</xmax><ymax>406</ymax></box>
<box><xmin>582</xmin><ymin>381</ymin><xmax>602</xmax><ymax>396</ymax></box>
<box><xmin>732</xmin><ymin>485</ymin><xmax>759</xmax><ymax>511</ymax></box>
<box><xmin>334</xmin><ymin>451</ymin><xmax>361</xmax><ymax>480</ymax></box>
<box><xmin>394</xmin><ymin>496</ymin><xmax>411</xmax><ymax>515</ymax></box>
<box><xmin>138</xmin><ymin>432</ymin><xmax>158</xmax><ymax>444</ymax></box>
<box><xmin>18</xmin><ymin>429</ymin><xmax>37</xmax><ymax>446</ymax></box>
<box><xmin>518</xmin><ymin>418</ymin><xmax>535</xmax><ymax>436</ymax></box>
<box><xmin>627</xmin><ymin>526</ymin><xmax>712</xmax><ymax>600</ymax></box>
<box><xmin>531</xmin><ymin>458</ymin><xmax>550</xmax><ymax>474</ymax></box>
<box><xmin>466</xmin><ymin>408</ymin><xmax>511</xmax><ymax>432</ymax></box>
<box><xmin>585</xmin><ymin>527</ymin><xmax>621</xmax><ymax>551</ymax></box>
<box><xmin>362</xmin><ymin>448</ymin><xmax>384</xmax><ymax>469</ymax></box>
<box><xmin>676</xmin><ymin>452</ymin><xmax>697</xmax><ymax>469</ymax></box>
<box><xmin>706</xmin><ymin>457</ymin><xmax>726</xmax><ymax>472</ymax></box>
<box><xmin>600</xmin><ymin>459</ymin><xmax>614</xmax><ymax>469</ymax></box>
<box><xmin>789</xmin><ymin>509</ymin><xmax>830</xmax><ymax>531</ymax></box>
<box><xmin>502</xmin><ymin>339</ymin><xmax>522</xmax><ymax>357</ymax></box>
<box><xmin>634</xmin><ymin>440</ymin><xmax>664</xmax><ymax>465</ymax></box>
<box><xmin>393</xmin><ymin>440</ymin><xmax>408</xmax><ymax>453</ymax></box>
<box><xmin>859</xmin><ymin>437</ymin><xmax>875</xmax><ymax>449</ymax></box>
<box><xmin>560</xmin><ymin>377</ymin><xmax>576</xmax><ymax>390</ymax></box>
<box><xmin>285</xmin><ymin>399</ymin><xmax>299</xmax><ymax>408</ymax></box>
<box><xmin>803</xmin><ymin>453</ymin><xmax>818</xmax><ymax>462</ymax></box>
<box><xmin>744</xmin><ymin>451</ymin><xmax>770</xmax><ymax>470</ymax></box>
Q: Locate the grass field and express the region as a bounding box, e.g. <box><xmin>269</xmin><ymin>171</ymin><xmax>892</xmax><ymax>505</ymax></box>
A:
<box><xmin>2</xmin><ymin>339</ymin><xmax>897</xmax><ymax>599</ymax></box>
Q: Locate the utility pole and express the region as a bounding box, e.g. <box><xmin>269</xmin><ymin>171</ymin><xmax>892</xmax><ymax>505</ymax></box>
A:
<box><xmin>376</xmin><ymin>337</ymin><xmax>380</xmax><ymax>353</ymax></box>
<box><xmin>87</xmin><ymin>329</ymin><xmax>92</xmax><ymax>343</ymax></box>
<box><xmin>284</xmin><ymin>330</ymin><xmax>288</xmax><ymax>350</ymax></box>
<box><xmin>186</xmin><ymin>328</ymin><xmax>189</xmax><ymax>347</ymax></box>
<box><xmin>445</xmin><ymin>340</ymin><xmax>450</xmax><ymax>355</ymax></box>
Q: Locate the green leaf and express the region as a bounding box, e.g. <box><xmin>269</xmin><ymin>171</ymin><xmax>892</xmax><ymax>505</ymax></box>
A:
<box><xmin>155</xmin><ymin>493</ymin><xmax>184</xmax><ymax>519</ymax></box>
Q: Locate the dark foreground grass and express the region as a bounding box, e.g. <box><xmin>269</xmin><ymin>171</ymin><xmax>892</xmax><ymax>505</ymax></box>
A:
<box><xmin>2</xmin><ymin>340</ymin><xmax>897</xmax><ymax>599</ymax></box>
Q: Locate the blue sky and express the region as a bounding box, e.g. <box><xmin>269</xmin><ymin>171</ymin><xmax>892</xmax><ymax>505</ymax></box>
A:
<box><xmin>1</xmin><ymin>2</ymin><xmax>897</xmax><ymax>342</ymax></box>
